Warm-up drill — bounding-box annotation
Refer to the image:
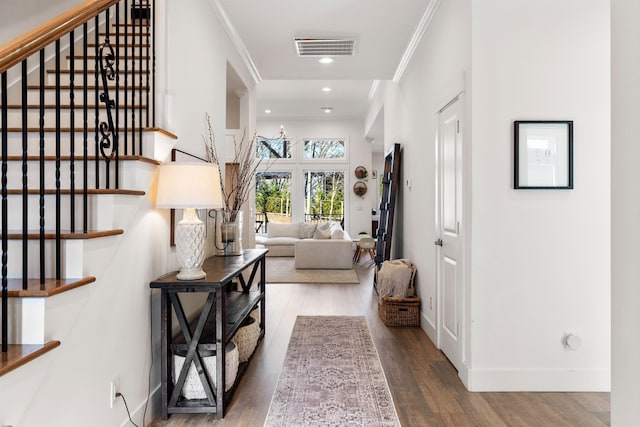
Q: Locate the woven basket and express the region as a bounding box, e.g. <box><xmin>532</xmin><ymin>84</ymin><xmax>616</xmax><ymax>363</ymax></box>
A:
<box><xmin>233</xmin><ymin>315</ymin><xmax>260</xmax><ymax>362</ymax></box>
<box><xmin>378</xmin><ymin>296</ymin><xmax>421</xmax><ymax>327</ymax></box>
<box><xmin>173</xmin><ymin>341</ymin><xmax>239</xmax><ymax>399</ymax></box>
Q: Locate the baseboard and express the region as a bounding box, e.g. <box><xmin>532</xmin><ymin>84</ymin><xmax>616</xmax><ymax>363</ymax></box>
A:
<box><xmin>467</xmin><ymin>368</ymin><xmax>610</xmax><ymax>392</ymax></box>
<box><xmin>420</xmin><ymin>311</ymin><xmax>437</xmax><ymax>345</ymax></box>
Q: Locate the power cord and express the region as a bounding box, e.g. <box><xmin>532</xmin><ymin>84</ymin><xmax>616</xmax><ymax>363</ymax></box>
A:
<box><xmin>116</xmin><ymin>392</ymin><xmax>139</xmax><ymax>427</ymax></box>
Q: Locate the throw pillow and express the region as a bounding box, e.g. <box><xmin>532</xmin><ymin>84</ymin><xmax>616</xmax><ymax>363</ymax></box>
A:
<box><xmin>331</xmin><ymin>228</ymin><xmax>345</xmax><ymax>239</ymax></box>
<box><xmin>329</xmin><ymin>222</ymin><xmax>344</xmax><ymax>239</ymax></box>
<box><xmin>267</xmin><ymin>222</ymin><xmax>301</xmax><ymax>238</ymax></box>
<box><xmin>299</xmin><ymin>222</ymin><xmax>317</xmax><ymax>239</ymax></box>
<box><xmin>313</xmin><ymin>222</ymin><xmax>332</xmax><ymax>239</ymax></box>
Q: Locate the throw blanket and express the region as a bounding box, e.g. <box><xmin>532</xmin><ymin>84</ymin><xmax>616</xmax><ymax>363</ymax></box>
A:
<box><xmin>377</xmin><ymin>259</ymin><xmax>416</xmax><ymax>303</ymax></box>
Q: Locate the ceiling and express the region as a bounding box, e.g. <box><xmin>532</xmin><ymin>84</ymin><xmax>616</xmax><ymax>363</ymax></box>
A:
<box><xmin>215</xmin><ymin>0</ymin><xmax>432</xmax><ymax>123</ymax></box>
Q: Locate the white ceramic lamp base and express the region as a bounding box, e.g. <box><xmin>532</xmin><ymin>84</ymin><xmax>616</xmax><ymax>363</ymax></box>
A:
<box><xmin>176</xmin><ymin>208</ymin><xmax>206</xmax><ymax>280</ymax></box>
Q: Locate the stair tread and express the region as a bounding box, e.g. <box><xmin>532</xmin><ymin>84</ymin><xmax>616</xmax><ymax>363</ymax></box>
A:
<box><xmin>27</xmin><ymin>84</ymin><xmax>149</xmax><ymax>90</ymax></box>
<box><xmin>1</xmin><ymin>229</ymin><xmax>124</xmax><ymax>240</ymax></box>
<box><xmin>67</xmin><ymin>55</ymin><xmax>149</xmax><ymax>59</ymax></box>
<box><xmin>5</xmin><ymin>189</ymin><xmax>145</xmax><ymax>196</ymax></box>
<box><xmin>2</xmin><ymin>154</ymin><xmax>160</xmax><ymax>165</ymax></box>
<box><xmin>0</xmin><ymin>341</ymin><xmax>60</xmax><ymax>378</ymax></box>
<box><xmin>0</xmin><ymin>126</ymin><xmax>177</xmax><ymax>139</ymax></box>
<box><xmin>5</xmin><ymin>277</ymin><xmax>96</xmax><ymax>297</ymax></box>
<box><xmin>4</xmin><ymin>104</ymin><xmax>145</xmax><ymax>109</ymax></box>
<box><xmin>87</xmin><ymin>43</ymin><xmax>150</xmax><ymax>47</ymax></box>
<box><xmin>47</xmin><ymin>69</ymin><xmax>148</xmax><ymax>74</ymax></box>
<box><xmin>99</xmin><ymin>32</ymin><xmax>150</xmax><ymax>37</ymax></box>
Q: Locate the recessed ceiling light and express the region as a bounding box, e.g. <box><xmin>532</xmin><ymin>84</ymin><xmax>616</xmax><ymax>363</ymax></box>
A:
<box><xmin>318</xmin><ymin>57</ymin><xmax>334</xmax><ymax>64</ymax></box>
<box><xmin>265</xmin><ymin>109</ymin><xmax>271</xmax><ymax>114</ymax></box>
<box><xmin>322</xmin><ymin>87</ymin><xmax>332</xmax><ymax>92</ymax></box>
<box><xmin>322</xmin><ymin>107</ymin><xmax>333</xmax><ymax>113</ymax></box>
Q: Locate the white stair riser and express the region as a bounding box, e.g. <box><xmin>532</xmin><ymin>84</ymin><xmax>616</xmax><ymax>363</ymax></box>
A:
<box><xmin>8</xmin><ymin>108</ymin><xmax>150</xmax><ymax>128</ymax></box>
<box><xmin>5</xmin><ymin>230</ymin><xmax>129</xmax><ymax>280</ymax></box>
<box><xmin>3</xmin><ymin>159</ymin><xmax>153</xmax><ymax>191</ymax></box>
<box><xmin>0</xmin><ymin>162</ymin><xmax>155</xmax><ymax>225</ymax></box>
<box><xmin>67</xmin><ymin>57</ymin><xmax>151</xmax><ymax>72</ymax></box>
<box><xmin>100</xmin><ymin>32</ymin><xmax>151</xmax><ymax>42</ymax></box>
<box><xmin>0</xmin><ymin>298</ymin><xmax>45</xmax><ymax>345</ymax></box>
<box><xmin>3</xmin><ymin>131</ymin><xmax>157</xmax><ymax>157</ymax></box>
<box><xmin>47</xmin><ymin>71</ymin><xmax>150</xmax><ymax>86</ymax></box>
<box><xmin>5</xmin><ymin>159</ymin><xmax>108</xmax><ymax>188</ymax></box>
<box><xmin>26</xmin><ymin>88</ymin><xmax>149</xmax><ymax>105</ymax></box>
<box><xmin>0</xmin><ymin>193</ymin><xmax>121</xmax><ymax>230</ymax></box>
<box><xmin>5</xmin><ymin>239</ymin><xmax>86</xmax><ymax>278</ymax></box>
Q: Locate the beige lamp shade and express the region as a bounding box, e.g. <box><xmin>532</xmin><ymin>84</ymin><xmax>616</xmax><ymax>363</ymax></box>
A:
<box><xmin>156</xmin><ymin>162</ymin><xmax>223</xmax><ymax>209</ymax></box>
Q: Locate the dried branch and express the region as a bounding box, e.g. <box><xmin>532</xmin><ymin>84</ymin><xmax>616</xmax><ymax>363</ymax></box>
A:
<box><xmin>202</xmin><ymin>112</ymin><xmax>281</xmax><ymax>222</ymax></box>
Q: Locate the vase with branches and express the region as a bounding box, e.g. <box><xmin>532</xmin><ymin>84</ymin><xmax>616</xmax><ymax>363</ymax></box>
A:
<box><xmin>202</xmin><ymin>113</ymin><xmax>285</xmax><ymax>254</ymax></box>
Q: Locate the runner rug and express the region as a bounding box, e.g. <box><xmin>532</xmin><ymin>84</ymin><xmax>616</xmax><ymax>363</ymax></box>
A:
<box><xmin>264</xmin><ymin>316</ymin><xmax>401</xmax><ymax>427</ymax></box>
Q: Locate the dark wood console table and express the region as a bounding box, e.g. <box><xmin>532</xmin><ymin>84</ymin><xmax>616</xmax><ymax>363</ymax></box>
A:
<box><xmin>150</xmin><ymin>248</ymin><xmax>268</xmax><ymax>419</ymax></box>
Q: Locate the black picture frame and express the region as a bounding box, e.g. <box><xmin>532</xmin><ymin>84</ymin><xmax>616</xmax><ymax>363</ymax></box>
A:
<box><xmin>514</xmin><ymin>120</ymin><xmax>573</xmax><ymax>189</ymax></box>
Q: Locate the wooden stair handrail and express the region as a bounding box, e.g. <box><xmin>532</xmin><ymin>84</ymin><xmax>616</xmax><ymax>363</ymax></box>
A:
<box><xmin>0</xmin><ymin>0</ymin><xmax>120</xmax><ymax>74</ymax></box>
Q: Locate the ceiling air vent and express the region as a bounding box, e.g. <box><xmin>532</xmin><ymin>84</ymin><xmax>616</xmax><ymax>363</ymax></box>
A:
<box><xmin>294</xmin><ymin>37</ymin><xmax>357</xmax><ymax>57</ymax></box>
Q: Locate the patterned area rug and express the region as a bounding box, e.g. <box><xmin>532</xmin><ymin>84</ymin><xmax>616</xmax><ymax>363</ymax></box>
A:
<box><xmin>265</xmin><ymin>257</ymin><xmax>359</xmax><ymax>284</ymax></box>
<box><xmin>264</xmin><ymin>316</ymin><xmax>400</xmax><ymax>427</ymax></box>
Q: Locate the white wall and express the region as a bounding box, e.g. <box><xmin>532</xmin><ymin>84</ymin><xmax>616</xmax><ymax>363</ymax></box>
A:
<box><xmin>611</xmin><ymin>0</ymin><xmax>640</xmax><ymax>424</ymax></box>
<box><xmin>0</xmin><ymin>0</ymin><xmax>84</xmax><ymax>45</ymax></box>
<box><xmin>469</xmin><ymin>0</ymin><xmax>610</xmax><ymax>391</ymax></box>
<box><xmin>165</xmin><ymin>0</ymin><xmax>251</xmax><ymax>159</ymax></box>
<box><xmin>257</xmin><ymin>118</ymin><xmax>373</xmax><ymax>236</ymax></box>
<box><xmin>368</xmin><ymin>0</ymin><xmax>471</xmax><ymax>349</ymax></box>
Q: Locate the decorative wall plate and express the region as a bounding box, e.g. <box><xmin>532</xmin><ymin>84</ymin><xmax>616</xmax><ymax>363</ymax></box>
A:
<box><xmin>355</xmin><ymin>166</ymin><xmax>368</xmax><ymax>179</ymax></box>
<box><xmin>353</xmin><ymin>180</ymin><xmax>368</xmax><ymax>197</ymax></box>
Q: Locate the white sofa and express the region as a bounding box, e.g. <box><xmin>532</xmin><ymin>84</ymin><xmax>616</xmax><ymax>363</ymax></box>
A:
<box><xmin>255</xmin><ymin>222</ymin><xmax>353</xmax><ymax>269</ymax></box>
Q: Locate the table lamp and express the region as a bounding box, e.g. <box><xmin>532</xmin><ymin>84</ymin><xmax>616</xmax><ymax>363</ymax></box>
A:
<box><xmin>156</xmin><ymin>162</ymin><xmax>223</xmax><ymax>280</ymax></box>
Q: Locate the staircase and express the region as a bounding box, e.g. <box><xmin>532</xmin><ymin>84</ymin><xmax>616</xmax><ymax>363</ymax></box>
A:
<box><xmin>0</xmin><ymin>0</ymin><xmax>175</xmax><ymax>380</ymax></box>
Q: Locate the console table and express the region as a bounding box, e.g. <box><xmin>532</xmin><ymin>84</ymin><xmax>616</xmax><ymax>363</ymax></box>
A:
<box><xmin>150</xmin><ymin>248</ymin><xmax>268</xmax><ymax>419</ymax></box>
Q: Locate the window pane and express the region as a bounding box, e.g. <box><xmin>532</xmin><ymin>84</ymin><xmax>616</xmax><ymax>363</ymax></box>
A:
<box><xmin>255</xmin><ymin>171</ymin><xmax>292</xmax><ymax>233</ymax></box>
<box><xmin>303</xmin><ymin>139</ymin><xmax>345</xmax><ymax>159</ymax></box>
<box><xmin>303</xmin><ymin>170</ymin><xmax>344</xmax><ymax>223</ymax></box>
<box><xmin>256</xmin><ymin>138</ymin><xmax>292</xmax><ymax>159</ymax></box>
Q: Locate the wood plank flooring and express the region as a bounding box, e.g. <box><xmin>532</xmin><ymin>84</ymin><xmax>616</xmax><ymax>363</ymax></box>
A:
<box><xmin>151</xmin><ymin>260</ymin><xmax>610</xmax><ymax>427</ymax></box>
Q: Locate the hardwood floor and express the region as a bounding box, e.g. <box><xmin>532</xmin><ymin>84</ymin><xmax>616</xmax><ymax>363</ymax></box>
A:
<box><xmin>151</xmin><ymin>260</ymin><xmax>610</xmax><ymax>427</ymax></box>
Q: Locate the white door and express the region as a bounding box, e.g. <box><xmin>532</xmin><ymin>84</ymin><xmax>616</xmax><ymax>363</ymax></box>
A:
<box><xmin>436</xmin><ymin>95</ymin><xmax>464</xmax><ymax>372</ymax></box>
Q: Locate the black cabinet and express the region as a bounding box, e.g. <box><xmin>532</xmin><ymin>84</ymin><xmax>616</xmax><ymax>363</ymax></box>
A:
<box><xmin>150</xmin><ymin>249</ymin><xmax>268</xmax><ymax>419</ymax></box>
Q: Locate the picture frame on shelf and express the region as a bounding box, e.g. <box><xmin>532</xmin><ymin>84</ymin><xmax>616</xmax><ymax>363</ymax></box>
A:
<box><xmin>514</xmin><ymin>120</ymin><xmax>573</xmax><ymax>189</ymax></box>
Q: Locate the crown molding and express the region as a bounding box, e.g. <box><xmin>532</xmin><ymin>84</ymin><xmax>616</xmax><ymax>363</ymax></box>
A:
<box><xmin>392</xmin><ymin>0</ymin><xmax>442</xmax><ymax>83</ymax></box>
<box><xmin>210</xmin><ymin>0</ymin><xmax>262</xmax><ymax>84</ymax></box>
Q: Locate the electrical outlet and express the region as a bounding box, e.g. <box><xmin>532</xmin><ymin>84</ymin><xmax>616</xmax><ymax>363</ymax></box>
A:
<box><xmin>109</xmin><ymin>379</ymin><xmax>119</xmax><ymax>408</ymax></box>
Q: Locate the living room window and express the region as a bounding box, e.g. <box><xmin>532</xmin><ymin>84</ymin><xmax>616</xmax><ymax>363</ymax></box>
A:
<box><xmin>256</xmin><ymin>137</ymin><xmax>292</xmax><ymax>159</ymax></box>
<box><xmin>254</xmin><ymin>134</ymin><xmax>349</xmax><ymax>231</ymax></box>
<box><xmin>255</xmin><ymin>171</ymin><xmax>292</xmax><ymax>233</ymax></box>
<box><xmin>303</xmin><ymin>170</ymin><xmax>345</xmax><ymax>223</ymax></box>
<box><xmin>303</xmin><ymin>139</ymin><xmax>345</xmax><ymax>160</ymax></box>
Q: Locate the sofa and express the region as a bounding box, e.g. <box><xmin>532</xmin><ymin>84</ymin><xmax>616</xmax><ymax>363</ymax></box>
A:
<box><xmin>255</xmin><ymin>221</ymin><xmax>353</xmax><ymax>269</ymax></box>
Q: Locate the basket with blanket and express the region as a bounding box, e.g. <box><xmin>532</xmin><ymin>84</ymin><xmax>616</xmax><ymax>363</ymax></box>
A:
<box><xmin>376</xmin><ymin>259</ymin><xmax>419</xmax><ymax>327</ymax></box>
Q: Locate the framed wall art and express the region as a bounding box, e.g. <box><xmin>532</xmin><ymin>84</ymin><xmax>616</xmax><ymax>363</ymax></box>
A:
<box><xmin>514</xmin><ymin>120</ymin><xmax>573</xmax><ymax>189</ymax></box>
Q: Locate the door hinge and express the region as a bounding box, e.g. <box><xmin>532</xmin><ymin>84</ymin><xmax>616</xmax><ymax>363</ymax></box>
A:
<box><xmin>456</xmin><ymin>120</ymin><xmax>460</xmax><ymax>133</ymax></box>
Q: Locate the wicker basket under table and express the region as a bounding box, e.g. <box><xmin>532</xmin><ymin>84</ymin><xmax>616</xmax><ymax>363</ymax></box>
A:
<box><xmin>378</xmin><ymin>295</ymin><xmax>421</xmax><ymax>327</ymax></box>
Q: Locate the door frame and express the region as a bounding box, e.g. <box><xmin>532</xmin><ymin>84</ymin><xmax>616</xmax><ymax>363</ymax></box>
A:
<box><xmin>435</xmin><ymin>92</ymin><xmax>467</xmax><ymax>377</ymax></box>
